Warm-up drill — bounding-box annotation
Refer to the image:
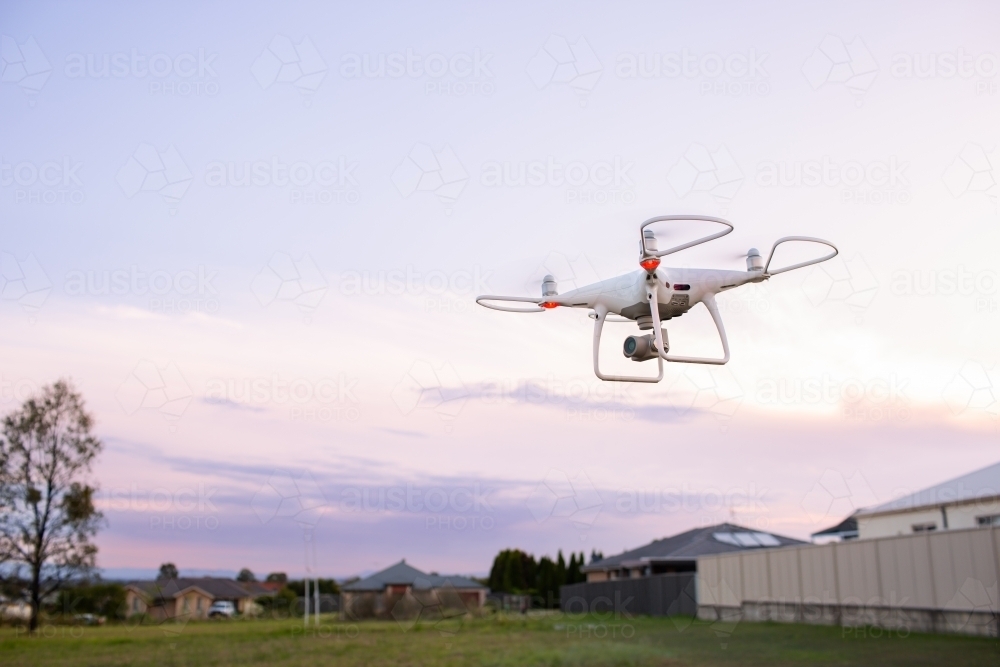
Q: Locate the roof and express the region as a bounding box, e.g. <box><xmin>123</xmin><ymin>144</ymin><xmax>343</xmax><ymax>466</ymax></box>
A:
<box><xmin>583</xmin><ymin>523</ymin><xmax>806</xmax><ymax>571</ymax></box>
<box><xmin>811</xmin><ymin>513</ymin><xmax>859</xmax><ymax>539</ymax></box>
<box><xmin>127</xmin><ymin>578</ymin><xmax>271</xmax><ymax>601</ymax></box>
<box><xmin>856</xmin><ymin>460</ymin><xmax>1000</xmax><ymax>517</ymax></box>
<box><xmin>342</xmin><ymin>560</ymin><xmax>486</xmax><ymax>592</ymax></box>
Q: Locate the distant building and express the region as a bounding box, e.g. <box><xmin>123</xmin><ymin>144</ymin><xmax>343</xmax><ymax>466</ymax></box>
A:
<box><xmin>341</xmin><ymin>560</ymin><xmax>486</xmax><ymax>619</ymax></box>
<box><xmin>854</xmin><ymin>460</ymin><xmax>1000</xmax><ymax>539</ymax></box>
<box><xmin>582</xmin><ymin>522</ymin><xmax>805</xmax><ymax>582</ymax></box>
<box><xmin>810</xmin><ymin>512</ymin><xmax>859</xmax><ymax>543</ymax></box>
<box><xmin>124</xmin><ymin>578</ymin><xmax>271</xmax><ymax>621</ymax></box>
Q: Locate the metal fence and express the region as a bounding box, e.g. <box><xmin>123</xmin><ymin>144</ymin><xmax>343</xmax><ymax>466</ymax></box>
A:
<box><xmin>697</xmin><ymin>525</ymin><xmax>1000</xmax><ymax>636</ymax></box>
<box><xmin>560</xmin><ymin>572</ymin><xmax>697</xmax><ymax>617</ymax></box>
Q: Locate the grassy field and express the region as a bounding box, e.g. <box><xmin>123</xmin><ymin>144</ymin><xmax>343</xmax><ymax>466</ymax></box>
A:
<box><xmin>0</xmin><ymin>613</ymin><xmax>997</xmax><ymax>666</ymax></box>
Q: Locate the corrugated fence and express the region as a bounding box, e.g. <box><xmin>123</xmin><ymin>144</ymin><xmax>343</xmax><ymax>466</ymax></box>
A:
<box><xmin>560</xmin><ymin>572</ymin><xmax>696</xmax><ymax>618</ymax></box>
<box><xmin>697</xmin><ymin>525</ymin><xmax>1000</xmax><ymax>636</ymax></box>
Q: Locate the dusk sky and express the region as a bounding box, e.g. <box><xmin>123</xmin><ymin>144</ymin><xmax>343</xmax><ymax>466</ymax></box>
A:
<box><xmin>2</xmin><ymin>1</ymin><xmax>998</xmax><ymax>580</ymax></box>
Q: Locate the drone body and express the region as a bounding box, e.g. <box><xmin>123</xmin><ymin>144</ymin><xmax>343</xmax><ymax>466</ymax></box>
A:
<box><xmin>477</xmin><ymin>215</ymin><xmax>838</xmax><ymax>383</ymax></box>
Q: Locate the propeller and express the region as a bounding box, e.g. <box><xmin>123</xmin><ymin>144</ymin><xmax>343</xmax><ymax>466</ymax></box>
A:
<box><xmin>695</xmin><ymin>247</ymin><xmax>765</xmax><ymax>271</ymax></box>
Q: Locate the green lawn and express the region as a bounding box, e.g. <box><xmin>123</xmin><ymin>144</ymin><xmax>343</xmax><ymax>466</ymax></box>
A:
<box><xmin>0</xmin><ymin>613</ymin><xmax>996</xmax><ymax>666</ymax></box>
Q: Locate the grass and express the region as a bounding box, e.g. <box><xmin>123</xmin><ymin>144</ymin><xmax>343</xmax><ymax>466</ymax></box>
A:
<box><xmin>0</xmin><ymin>613</ymin><xmax>997</xmax><ymax>666</ymax></box>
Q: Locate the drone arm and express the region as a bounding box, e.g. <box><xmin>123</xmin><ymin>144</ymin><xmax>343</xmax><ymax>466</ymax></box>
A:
<box><xmin>640</xmin><ymin>215</ymin><xmax>734</xmax><ymax>258</ymax></box>
<box><xmin>764</xmin><ymin>236</ymin><xmax>838</xmax><ymax>276</ymax></box>
<box><xmin>652</xmin><ymin>289</ymin><xmax>730</xmax><ymax>365</ymax></box>
<box><xmin>476</xmin><ymin>295</ymin><xmax>546</xmax><ymax>313</ymax></box>
<box><xmin>592</xmin><ymin>304</ymin><xmax>664</xmax><ymax>383</ymax></box>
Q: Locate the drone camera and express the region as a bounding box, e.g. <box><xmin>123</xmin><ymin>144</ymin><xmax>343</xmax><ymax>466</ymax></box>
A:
<box><xmin>623</xmin><ymin>329</ymin><xmax>669</xmax><ymax>362</ymax></box>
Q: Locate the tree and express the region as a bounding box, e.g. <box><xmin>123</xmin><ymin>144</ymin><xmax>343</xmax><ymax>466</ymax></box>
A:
<box><xmin>157</xmin><ymin>563</ymin><xmax>178</xmax><ymax>580</ymax></box>
<box><xmin>237</xmin><ymin>567</ymin><xmax>256</xmax><ymax>582</ymax></box>
<box><xmin>567</xmin><ymin>552</ymin><xmax>582</xmax><ymax>585</ymax></box>
<box><xmin>488</xmin><ymin>549</ymin><xmax>537</xmax><ymax>593</ymax></box>
<box><xmin>265</xmin><ymin>572</ymin><xmax>288</xmax><ymax>584</ymax></box>
<box><xmin>0</xmin><ymin>380</ymin><xmax>103</xmax><ymax>632</ymax></box>
<box><xmin>535</xmin><ymin>556</ymin><xmax>559</xmax><ymax>608</ymax></box>
<box><xmin>57</xmin><ymin>582</ymin><xmax>125</xmax><ymax>619</ymax></box>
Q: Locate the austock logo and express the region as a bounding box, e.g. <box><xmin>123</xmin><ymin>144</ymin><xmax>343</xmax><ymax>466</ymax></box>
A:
<box><xmin>64</xmin><ymin>265</ymin><xmax>220</xmax><ymax>315</ymax></box>
<box><xmin>755</xmin><ymin>156</ymin><xmax>910</xmax><ymax>205</ymax></box>
<box><xmin>390</xmin><ymin>580</ymin><xmax>474</xmax><ymax>635</ymax></box>
<box><xmin>667</xmin><ymin>366</ymin><xmax>744</xmax><ymax>431</ymax></box>
<box><xmin>615</xmin><ymin>48</ymin><xmax>770</xmax><ymax>97</ymax></box>
<box><xmin>943</xmin><ymin>143</ymin><xmax>998</xmax><ymax>211</ymax></box>
<box><xmin>1</xmin><ymin>35</ymin><xmax>52</xmax><ymax>101</ymax></box>
<box><xmin>116</xmin><ymin>144</ymin><xmax>193</xmax><ymax>210</ymax></box>
<box><xmin>0</xmin><ymin>252</ymin><xmax>52</xmax><ymax>316</ymax></box>
<box><xmin>115</xmin><ymin>360</ymin><xmax>193</xmax><ymax>424</ymax></box>
<box><xmin>667</xmin><ymin>144</ymin><xmax>743</xmax><ymax>212</ymax></box>
<box><xmin>65</xmin><ymin>47</ymin><xmax>219</xmax><ymax>97</ymax></box>
<box><xmin>392</xmin><ymin>143</ymin><xmax>468</xmax><ymax>210</ymax></box>
<box><xmin>800</xmin><ymin>469</ymin><xmax>879</xmax><ymax>524</ymax></box>
<box><xmin>252</xmin><ymin>35</ymin><xmax>327</xmax><ymax>95</ymax></box>
<box><xmin>527</xmin><ymin>35</ymin><xmax>602</xmax><ymax>105</ymax></box>
<box><xmin>525</xmin><ymin>469</ymin><xmax>603</xmax><ymax>532</ymax></box>
<box><xmin>340</xmin><ymin>48</ymin><xmax>495</xmax><ymax>97</ymax></box>
<box><xmin>800</xmin><ymin>254</ymin><xmax>879</xmax><ymax>323</ymax></box>
<box><xmin>942</xmin><ymin>360</ymin><xmax>999</xmax><ymax>420</ymax></box>
<box><xmin>756</xmin><ymin>374</ymin><xmax>911</xmax><ymax>423</ymax></box>
<box><xmin>802</xmin><ymin>35</ymin><xmax>878</xmax><ymax>106</ymax></box>
<box><xmin>204</xmin><ymin>157</ymin><xmax>360</xmax><ymax>204</ymax></box>
<box><xmin>205</xmin><ymin>374</ymin><xmax>360</xmax><ymax>423</ymax></box>
<box><xmin>891</xmin><ymin>50</ymin><xmax>1000</xmax><ymax>95</ymax></box>
<box><xmin>252</xmin><ymin>469</ymin><xmax>330</xmax><ymax>528</ymax></box>
<box><xmin>480</xmin><ymin>156</ymin><xmax>636</xmax><ymax>204</ymax></box>
<box><xmin>391</xmin><ymin>361</ymin><xmax>469</xmax><ymax>430</ymax></box>
<box><xmin>1</xmin><ymin>156</ymin><xmax>85</xmax><ymax>205</ymax></box>
<box><xmin>250</xmin><ymin>252</ymin><xmax>328</xmax><ymax>322</ymax></box>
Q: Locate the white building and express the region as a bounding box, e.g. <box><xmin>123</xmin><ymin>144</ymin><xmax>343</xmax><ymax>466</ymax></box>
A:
<box><xmin>855</xmin><ymin>460</ymin><xmax>1000</xmax><ymax>539</ymax></box>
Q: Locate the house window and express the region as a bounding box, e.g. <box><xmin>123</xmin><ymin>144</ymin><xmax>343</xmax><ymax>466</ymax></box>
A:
<box><xmin>197</xmin><ymin>598</ymin><xmax>203</xmax><ymax>611</ymax></box>
<box><xmin>977</xmin><ymin>514</ymin><xmax>1000</xmax><ymax>526</ymax></box>
<box><xmin>912</xmin><ymin>523</ymin><xmax>936</xmax><ymax>533</ymax></box>
<box><xmin>133</xmin><ymin>597</ymin><xmax>139</xmax><ymax>612</ymax></box>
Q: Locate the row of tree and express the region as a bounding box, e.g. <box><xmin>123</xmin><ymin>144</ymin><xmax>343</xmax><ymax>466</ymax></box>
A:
<box><xmin>487</xmin><ymin>549</ymin><xmax>604</xmax><ymax>608</ymax></box>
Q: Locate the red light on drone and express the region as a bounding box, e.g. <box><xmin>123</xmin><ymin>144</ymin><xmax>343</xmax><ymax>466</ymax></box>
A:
<box><xmin>639</xmin><ymin>257</ymin><xmax>660</xmax><ymax>272</ymax></box>
<box><xmin>541</xmin><ymin>301</ymin><xmax>559</xmax><ymax>309</ymax></box>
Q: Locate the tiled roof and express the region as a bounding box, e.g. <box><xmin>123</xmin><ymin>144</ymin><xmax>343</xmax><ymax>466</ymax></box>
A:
<box><xmin>127</xmin><ymin>578</ymin><xmax>269</xmax><ymax>601</ymax></box>
<box><xmin>583</xmin><ymin>522</ymin><xmax>805</xmax><ymax>571</ymax></box>
<box><xmin>342</xmin><ymin>560</ymin><xmax>486</xmax><ymax>592</ymax></box>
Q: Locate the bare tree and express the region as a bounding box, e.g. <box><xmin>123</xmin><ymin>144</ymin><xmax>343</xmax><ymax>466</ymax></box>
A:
<box><xmin>0</xmin><ymin>380</ymin><xmax>103</xmax><ymax>632</ymax></box>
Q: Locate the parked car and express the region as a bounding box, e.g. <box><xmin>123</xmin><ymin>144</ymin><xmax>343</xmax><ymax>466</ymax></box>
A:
<box><xmin>74</xmin><ymin>613</ymin><xmax>106</xmax><ymax>626</ymax></box>
<box><xmin>207</xmin><ymin>600</ymin><xmax>236</xmax><ymax>618</ymax></box>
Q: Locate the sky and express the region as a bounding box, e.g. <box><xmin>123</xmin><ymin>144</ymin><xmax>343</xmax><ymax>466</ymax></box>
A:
<box><xmin>1</xmin><ymin>1</ymin><xmax>998</xmax><ymax>581</ymax></box>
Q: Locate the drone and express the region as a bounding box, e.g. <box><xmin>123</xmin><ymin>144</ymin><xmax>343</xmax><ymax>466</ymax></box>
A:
<box><xmin>476</xmin><ymin>215</ymin><xmax>837</xmax><ymax>383</ymax></box>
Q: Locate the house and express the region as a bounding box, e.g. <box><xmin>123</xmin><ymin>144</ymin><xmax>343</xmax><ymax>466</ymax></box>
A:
<box><xmin>341</xmin><ymin>560</ymin><xmax>487</xmax><ymax>619</ymax></box>
<box><xmin>124</xmin><ymin>578</ymin><xmax>271</xmax><ymax>621</ymax></box>
<box><xmin>853</xmin><ymin>460</ymin><xmax>1000</xmax><ymax>539</ymax></box>
<box><xmin>0</xmin><ymin>598</ymin><xmax>31</xmax><ymax>622</ymax></box>
<box><xmin>810</xmin><ymin>512</ymin><xmax>859</xmax><ymax>543</ymax></box>
<box><xmin>582</xmin><ymin>522</ymin><xmax>806</xmax><ymax>582</ymax></box>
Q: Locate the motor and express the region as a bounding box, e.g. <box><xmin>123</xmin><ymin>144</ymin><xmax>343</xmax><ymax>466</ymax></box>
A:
<box><xmin>623</xmin><ymin>329</ymin><xmax>669</xmax><ymax>362</ymax></box>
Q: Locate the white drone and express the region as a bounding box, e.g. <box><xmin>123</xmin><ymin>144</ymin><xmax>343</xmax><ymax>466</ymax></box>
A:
<box><xmin>476</xmin><ymin>215</ymin><xmax>837</xmax><ymax>383</ymax></box>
